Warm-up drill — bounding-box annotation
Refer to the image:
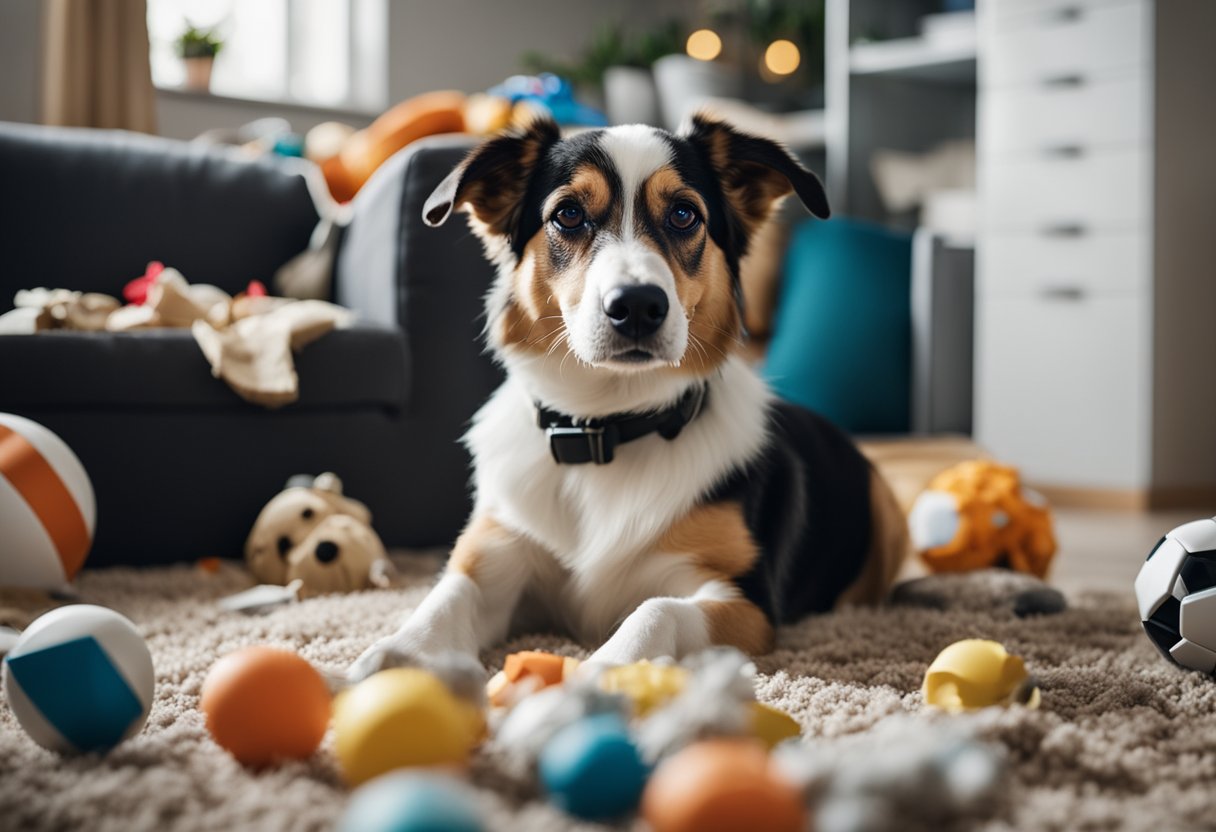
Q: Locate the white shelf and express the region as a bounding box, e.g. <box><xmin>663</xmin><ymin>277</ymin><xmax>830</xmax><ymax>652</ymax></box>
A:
<box><xmin>697</xmin><ymin>100</ymin><xmax>827</xmax><ymax>150</ymax></box>
<box><xmin>849</xmin><ymin>35</ymin><xmax>977</xmax><ymax>83</ymax></box>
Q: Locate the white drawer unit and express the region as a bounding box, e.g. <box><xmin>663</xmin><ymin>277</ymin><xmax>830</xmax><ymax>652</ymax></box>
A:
<box><xmin>986</xmin><ymin>0</ymin><xmax>1130</xmax><ymax>18</ymax></box>
<box><xmin>984</xmin><ymin>0</ymin><xmax>1148</xmax><ymax>88</ymax></box>
<box><xmin>980</xmin><ymin>147</ymin><xmax>1148</xmax><ymax>232</ymax></box>
<box><xmin>980</xmin><ymin>74</ymin><xmax>1147</xmax><ymax>155</ymax></box>
<box><xmin>976</xmin><ymin>295</ymin><xmax>1149</xmax><ymax>487</ymax></box>
<box><xmin>976</xmin><ymin>0</ymin><xmax>1216</xmax><ymax>503</ymax></box>
<box><xmin>979</xmin><ymin>231</ymin><xmax>1148</xmax><ymax>298</ymax></box>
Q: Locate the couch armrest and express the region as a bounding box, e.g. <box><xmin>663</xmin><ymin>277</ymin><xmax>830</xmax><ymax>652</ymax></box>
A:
<box><xmin>335</xmin><ymin>135</ymin><xmax>502</xmax><ymax>418</ymax></box>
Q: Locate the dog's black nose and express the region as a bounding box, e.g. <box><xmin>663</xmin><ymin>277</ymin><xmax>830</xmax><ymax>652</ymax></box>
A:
<box><xmin>603</xmin><ymin>285</ymin><xmax>669</xmax><ymax>339</ymax></box>
<box><xmin>314</xmin><ymin>540</ymin><xmax>340</xmax><ymax>564</ymax></box>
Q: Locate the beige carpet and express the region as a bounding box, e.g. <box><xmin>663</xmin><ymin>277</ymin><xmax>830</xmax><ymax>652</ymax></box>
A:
<box><xmin>1</xmin><ymin>555</ymin><xmax>1213</xmax><ymax>832</ymax></box>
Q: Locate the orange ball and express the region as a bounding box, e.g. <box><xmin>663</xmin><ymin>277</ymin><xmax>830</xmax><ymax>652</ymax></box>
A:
<box><xmin>201</xmin><ymin>646</ymin><xmax>332</xmax><ymax>767</ymax></box>
<box><xmin>642</xmin><ymin>739</ymin><xmax>806</xmax><ymax>832</ymax></box>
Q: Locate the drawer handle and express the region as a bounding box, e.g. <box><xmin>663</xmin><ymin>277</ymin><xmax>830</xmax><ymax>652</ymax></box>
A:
<box><xmin>1043</xmin><ymin>144</ymin><xmax>1085</xmax><ymax>159</ymax></box>
<box><xmin>1042</xmin><ymin>74</ymin><xmax>1086</xmax><ymax>88</ymax></box>
<box><xmin>1045</xmin><ymin>6</ymin><xmax>1084</xmax><ymax>24</ymax></box>
<box><xmin>1039</xmin><ymin>285</ymin><xmax>1087</xmax><ymax>301</ymax></box>
<box><xmin>1041</xmin><ymin>223</ymin><xmax>1087</xmax><ymax>238</ymax></box>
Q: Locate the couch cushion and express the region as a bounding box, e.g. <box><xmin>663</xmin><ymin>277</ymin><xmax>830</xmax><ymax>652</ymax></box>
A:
<box><xmin>0</xmin><ymin>121</ymin><xmax>321</xmax><ymax>310</ymax></box>
<box><xmin>0</xmin><ymin>324</ymin><xmax>408</xmax><ymax>410</ymax></box>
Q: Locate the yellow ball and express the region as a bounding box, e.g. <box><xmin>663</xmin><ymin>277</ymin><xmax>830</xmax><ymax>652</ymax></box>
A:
<box><xmin>333</xmin><ymin>668</ymin><xmax>482</xmax><ymax>786</ymax></box>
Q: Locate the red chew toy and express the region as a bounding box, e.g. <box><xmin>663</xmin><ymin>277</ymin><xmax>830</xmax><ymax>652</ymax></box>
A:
<box><xmin>123</xmin><ymin>261</ymin><xmax>165</xmax><ymax>305</ymax></box>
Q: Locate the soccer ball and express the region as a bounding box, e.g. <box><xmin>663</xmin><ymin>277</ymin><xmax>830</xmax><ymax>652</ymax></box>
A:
<box><xmin>1134</xmin><ymin>517</ymin><xmax>1216</xmax><ymax>672</ymax></box>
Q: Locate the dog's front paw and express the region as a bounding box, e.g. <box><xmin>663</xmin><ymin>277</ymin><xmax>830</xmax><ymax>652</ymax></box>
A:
<box><xmin>346</xmin><ymin>638</ymin><xmax>488</xmax><ymax>699</ymax></box>
<box><xmin>347</xmin><ymin>635</ymin><xmax>423</xmax><ymax>683</ymax></box>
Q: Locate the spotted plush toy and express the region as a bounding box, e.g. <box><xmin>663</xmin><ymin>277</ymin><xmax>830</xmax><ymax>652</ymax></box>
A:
<box><xmin>908</xmin><ymin>460</ymin><xmax>1056</xmax><ymax>578</ymax></box>
<box><xmin>244</xmin><ymin>472</ymin><xmax>393</xmax><ymax>597</ymax></box>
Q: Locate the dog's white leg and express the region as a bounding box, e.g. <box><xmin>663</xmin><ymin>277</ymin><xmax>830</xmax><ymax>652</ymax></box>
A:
<box><xmin>587</xmin><ymin>595</ymin><xmax>709</xmax><ymax>665</ymax></box>
<box><xmin>586</xmin><ymin>581</ymin><xmax>773</xmax><ymax>666</ymax></box>
<box><xmin>348</xmin><ymin>515</ymin><xmax>538</xmax><ymax>681</ymax></box>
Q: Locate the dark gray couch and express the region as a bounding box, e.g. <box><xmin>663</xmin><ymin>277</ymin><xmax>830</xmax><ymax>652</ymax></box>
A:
<box><xmin>0</xmin><ymin>122</ymin><xmax>498</xmax><ymax>567</ymax></box>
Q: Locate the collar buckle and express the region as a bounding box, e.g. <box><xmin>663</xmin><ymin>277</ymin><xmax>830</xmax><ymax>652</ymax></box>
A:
<box><xmin>546</xmin><ymin>424</ymin><xmax>617</xmax><ymax>465</ymax></box>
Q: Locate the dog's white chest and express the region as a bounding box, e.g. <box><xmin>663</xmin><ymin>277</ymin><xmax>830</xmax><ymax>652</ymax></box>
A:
<box><xmin>468</xmin><ymin>382</ymin><xmax>676</xmax><ymax>566</ymax></box>
<box><xmin>462</xmin><ymin>360</ymin><xmax>771</xmax><ymax>638</ymax></box>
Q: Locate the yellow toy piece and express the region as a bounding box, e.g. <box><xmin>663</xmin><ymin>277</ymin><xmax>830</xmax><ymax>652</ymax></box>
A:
<box><xmin>922</xmin><ymin>639</ymin><xmax>1041</xmax><ymax>713</ymax></box>
<box><xmin>598</xmin><ymin>661</ymin><xmax>801</xmax><ymax>748</ymax></box>
<box><xmin>333</xmin><ymin>668</ymin><xmax>483</xmax><ymax>786</ymax></box>
<box><xmin>598</xmin><ymin>662</ymin><xmax>689</xmax><ymax>716</ymax></box>
<box><xmin>911</xmin><ymin>460</ymin><xmax>1057</xmax><ymax>577</ymax></box>
<box><xmin>749</xmin><ymin>702</ymin><xmax>801</xmax><ymax>749</ymax></box>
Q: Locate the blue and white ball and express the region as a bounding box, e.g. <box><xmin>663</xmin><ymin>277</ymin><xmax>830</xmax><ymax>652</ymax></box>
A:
<box><xmin>3</xmin><ymin>605</ymin><xmax>155</xmax><ymax>753</ymax></box>
<box><xmin>339</xmin><ymin>772</ymin><xmax>485</xmax><ymax>832</ymax></box>
<box><xmin>1135</xmin><ymin>517</ymin><xmax>1216</xmax><ymax>673</ymax></box>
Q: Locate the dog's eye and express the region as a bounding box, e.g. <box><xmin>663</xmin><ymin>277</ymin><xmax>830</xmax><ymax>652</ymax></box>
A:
<box><xmin>552</xmin><ymin>204</ymin><xmax>585</xmax><ymax>230</ymax></box>
<box><xmin>667</xmin><ymin>203</ymin><xmax>700</xmax><ymax>232</ymax></box>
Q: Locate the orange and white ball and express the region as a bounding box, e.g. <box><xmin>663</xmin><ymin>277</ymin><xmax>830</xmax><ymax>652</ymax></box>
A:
<box><xmin>0</xmin><ymin>413</ymin><xmax>95</xmax><ymax>589</ymax></box>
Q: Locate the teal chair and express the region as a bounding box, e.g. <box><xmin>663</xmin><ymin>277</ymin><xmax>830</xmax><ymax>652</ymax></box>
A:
<box><xmin>763</xmin><ymin>218</ymin><xmax>913</xmax><ymax>434</ymax></box>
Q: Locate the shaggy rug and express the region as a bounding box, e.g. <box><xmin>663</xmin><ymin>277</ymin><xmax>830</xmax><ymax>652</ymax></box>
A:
<box><xmin>0</xmin><ymin>555</ymin><xmax>1213</xmax><ymax>832</ymax></box>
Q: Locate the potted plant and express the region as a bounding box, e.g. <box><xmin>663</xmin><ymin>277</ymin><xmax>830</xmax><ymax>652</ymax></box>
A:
<box><xmin>521</xmin><ymin>22</ymin><xmax>683</xmax><ymax>126</ymax></box>
<box><xmin>175</xmin><ymin>24</ymin><xmax>223</xmax><ymax>92</ymax></box>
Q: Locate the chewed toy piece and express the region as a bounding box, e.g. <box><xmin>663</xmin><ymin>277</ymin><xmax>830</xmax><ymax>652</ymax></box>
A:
<box><xmin>487</xmin><ymin>651</ymin><xmax>581</xmax><ymax>707</ymax></box>
<box><xmin>749</xmin><ymin>702</ymin><xmax>801</xmax><ymax>749</ymax></box>
<box><xmin>923</xmin><ymin>639</ymin><xmax>1040</xmax><ymax>712</ymax></box>
<box><xmin>598</xmin><ymin>661</ymin><xmax>689</xmax><ymax>716</ymax></box>
<box><xmin>219</xmin><ymin>580</ymin><xmax>304</xmax><ymax>614</ymax></box>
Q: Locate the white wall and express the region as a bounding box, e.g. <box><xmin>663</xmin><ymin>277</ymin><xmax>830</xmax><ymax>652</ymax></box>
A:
<box><xmin>163</xmin><ymin>0</ymin><xmax>699</xmax><ymax>138</ymax></box>
<box><xmin>2</xmin><ymin>1</ymin><xmax>698</xmax><ymax>136</ymax></box>
<box><xmin>0</xmin><ymin>0</ymin><xmax>42</xmax><ymax>124</ymax></box>
<box><xmin>384</xmin><ymin>0</ymin><xmax>696</xmax><ymax>103</ymax></box>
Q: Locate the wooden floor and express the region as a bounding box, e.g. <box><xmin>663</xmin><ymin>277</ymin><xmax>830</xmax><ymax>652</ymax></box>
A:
<box><xmin>1048</xmin><ymin>506</ymin><xmax>1201</xmax><ymax>593</ymax></box>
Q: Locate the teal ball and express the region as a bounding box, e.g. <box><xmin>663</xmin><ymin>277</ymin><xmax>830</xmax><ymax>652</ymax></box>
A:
<box><xmin>338</xmin><ymin>772</ymin><xmax>484</xmax><ymax>832</ymax></box>
<box><xmin>539</xmin><ymin>713</ymin><xmax>649</xmax><ymax>820</ymax></box>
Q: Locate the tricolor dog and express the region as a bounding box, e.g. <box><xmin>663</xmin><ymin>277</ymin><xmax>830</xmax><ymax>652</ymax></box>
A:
<box><xmin>350</xmin><ymin>114</ymin><xmax>907</xmax><ymax>678</ymax></box>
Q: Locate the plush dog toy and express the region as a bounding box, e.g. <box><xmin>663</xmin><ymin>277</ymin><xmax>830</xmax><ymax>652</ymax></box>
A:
<box><xmin>245</xmin><ymin>473</ymin><xmax>392</xmax><ymax>597</ymax></box>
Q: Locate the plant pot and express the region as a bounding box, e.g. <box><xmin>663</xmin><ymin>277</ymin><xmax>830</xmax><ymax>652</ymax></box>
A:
<box><xmin>183</xmin><ymin>57</ymin><xmax>214</xmax><ymax>92</ymax></box>
<box><xmin>652</xmin><ymin>54</ymin><xmax>743</xmax><ymax>132</ymax></box>
<box><xmin>603</xmin><ymin>66</ymin><xmax>660</xmax><ymax>127</ymax></box>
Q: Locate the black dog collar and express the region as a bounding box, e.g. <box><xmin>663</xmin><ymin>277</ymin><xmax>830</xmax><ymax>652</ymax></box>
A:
<box><xmin>536</xmin><ymin>384</ymin><xmax>709</xmax><ymax>465</ymax></box>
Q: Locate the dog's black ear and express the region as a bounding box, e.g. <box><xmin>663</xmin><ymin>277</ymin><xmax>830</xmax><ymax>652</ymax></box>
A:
<box><xmin>423</xmin><ymin>116</ymin><xmax>561</xmax><ymax>239</ymax></box>
<box><xmin>684</xmin><ymin>113</ymin><xmax>830</xmax><ymax>235</ymax></box>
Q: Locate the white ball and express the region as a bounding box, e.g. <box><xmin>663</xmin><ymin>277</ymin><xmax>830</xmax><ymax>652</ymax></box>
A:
<box><xmin>3</xmin><ymin>605</ymin><xmax>155</xmax><ymax>753</ymax></box>
<box><xmin>1134</xmin><ymin>517</ymin><xmax>1216</xmax><ymax>673</ymax></box>
<box><xmin>0</xmin><ymin>413</ymin><xmax>96</xmax><ymax>589</ymax></box>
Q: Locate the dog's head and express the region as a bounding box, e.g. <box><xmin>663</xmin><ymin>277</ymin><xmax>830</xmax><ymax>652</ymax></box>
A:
<box><xmin>423</xmin><ymin>114</ymin><xmax>829</xmax><ymax>379</ymax></box>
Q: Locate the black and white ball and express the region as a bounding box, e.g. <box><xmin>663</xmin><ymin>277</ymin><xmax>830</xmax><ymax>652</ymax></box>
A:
<box><xmin>1134</xmin><ymin>517</ymin><xmax>1216</xmax><ymax>673</ymax></box>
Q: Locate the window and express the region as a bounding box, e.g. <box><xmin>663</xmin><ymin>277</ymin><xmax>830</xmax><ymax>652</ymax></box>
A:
<box><xmin>148</xmin><ymin>0</ymin><xmax>387</xmax><ymax>111</ymax></box>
